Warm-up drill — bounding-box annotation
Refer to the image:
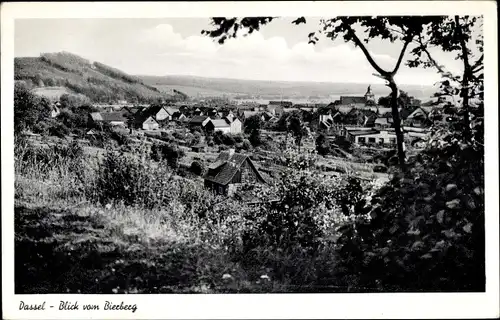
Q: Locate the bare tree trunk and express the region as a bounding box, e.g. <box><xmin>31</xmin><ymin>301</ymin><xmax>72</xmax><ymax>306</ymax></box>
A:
<box><xmin>388</xmin><ymin>77</ymin><xmax>406</xmax><ymax>172</ymax></box>
<box><xmin>347</xmin><ymin>27</ymin><xmax>411</xmax><ymax>172</ymax></box>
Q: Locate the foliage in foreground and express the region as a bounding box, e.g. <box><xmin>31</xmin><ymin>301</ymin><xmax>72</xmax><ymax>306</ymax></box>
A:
<box><xmin>14</xmin><ymin>116</ymin><xmax>485</xmax><ymax>292</ymax></box>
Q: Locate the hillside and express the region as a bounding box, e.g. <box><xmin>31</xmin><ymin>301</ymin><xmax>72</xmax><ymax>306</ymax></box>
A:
<box><xmin>140</xmin><ymin>75</ymin><xmax>437</xmax><ymax>102</ymax></box>
<box><xmin>14</xmin><ymin>52</ymin><xmax>171</xmax><ymax>103</ymax></box>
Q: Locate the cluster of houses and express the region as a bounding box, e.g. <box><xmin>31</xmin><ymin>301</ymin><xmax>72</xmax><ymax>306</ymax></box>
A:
<box><xmin>87</xmin><ymin>103</ymin><xmax>245</xmax><ymax>134</ymax></box>
<box><xmin>317</xmin><ymin>86</ymin><xmax>447</xmax><ymax>147</ymax></box>
<box><xmin>83</xmin><ymin>85</ymin><xmax>448</xmax><ymax>150</ymax></box>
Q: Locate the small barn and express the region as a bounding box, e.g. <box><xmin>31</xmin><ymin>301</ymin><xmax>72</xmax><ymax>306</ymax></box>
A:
<box><xmin>204</xmin><ymin>149</ymin><xmax>266</xmax><ymax>196</ymax></box>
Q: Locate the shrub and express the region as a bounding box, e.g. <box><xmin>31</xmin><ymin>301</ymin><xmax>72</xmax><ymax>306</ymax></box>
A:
<box><xmin>222</xmin><ymin>134</ymin><xmax>236</xmax><ymax>146</ymax></box>
<box><xmin>48</xmin><ymin>122</ymin><xmax>71</xmax><ymax>138</ymax></box>
<box><xmin>190</xmin><ymin>161</ymin><xmax>205</xmax><ymax>176</ymax></box>
<box><xmin>89</xmin><ymin>149</ymin><xmax>174</xmax><ymax>208</ymax></box>
<box><xmin>241</xmin><ymin>139</ymin><xmax>253</xmax><ymax>151</ymax></box>
<box><xmin>335</xmin><ymin>133</ymin><xmax>485</xmax><ymax>291</ymax></box>
<box><xmin>150</xmin><ymin>142</ymin><xmax>185</xmax><ymax>168</ymax></box>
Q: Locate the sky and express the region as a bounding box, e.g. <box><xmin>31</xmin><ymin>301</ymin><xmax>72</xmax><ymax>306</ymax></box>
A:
<box><xmin>14</xmin><ymin>18</ymin><xmax>474</xmax><ymax>86</ymax></box>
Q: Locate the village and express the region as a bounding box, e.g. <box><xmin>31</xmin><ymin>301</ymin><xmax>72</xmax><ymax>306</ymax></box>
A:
<box><xmin>29</xmin><ymin>85</ymin><xmax>448</xmax><ymax>202</ymax></box>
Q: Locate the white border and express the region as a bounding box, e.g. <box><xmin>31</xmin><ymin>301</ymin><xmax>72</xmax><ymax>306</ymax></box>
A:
<box><xmin>2</xmin><ymin>2</ymin><xmax>499</xmax><ymax>319</ymax></box>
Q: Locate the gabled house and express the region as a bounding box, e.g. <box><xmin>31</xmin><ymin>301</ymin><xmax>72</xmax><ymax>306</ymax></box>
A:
<box><xmin>143</xmin><ymin>105</ymin><xmax>171</xmax><ymax>121</ymax></box>
<box><xmin>204</xmin><ymin>149</ymin><xmax>267</xmax><ymax>196</ymax></box>
<box><xmin>89</xmin><ymin>112</ymin><xmax>127</xmax><ymax>127</ymax></box>
<box><xmin>206</xmin><ymin>119</ymin><xmax>231</xmax><ymax>134</ymax></box>
<box><xmin>228</xmin><ymin>117</ymin><xmax>242</xmax><ymax>134</ymax></box>
<box><xmin>165</xmin><ymin>106</ymin><xmax>180</xmax><ymax>119</ymax></box>
<box><xmin>405</xmin><ymin>107</ymin><xmax>433</xmax><ymax>128</ymax></box>
<box><xmin>374</xmin><ymin>117</ymin><xmax>391</xmax><ymax>129</ymax></box>
<box><xmin>124</xmin><ymin>106</ymin><xmax>145</xmax><ymax>115</ymax></box>
<box><xmin>189</xmin><ymin>115</ymin><xmax>211</xmax><ymax>128</ymax></box>
<box><xmin>193</xmin><ymin>107</ymin><xmax>204</xmax><ymax>116</ymax></box>
<box><xmin>172</xmin><ymin>111</ymin><xmax>187</xmax><ymax>122</ymax></box>
<box><xmin>134</xmin><ymin>114</ymin><xmax>159</xmax><ymax>130</ymax></box>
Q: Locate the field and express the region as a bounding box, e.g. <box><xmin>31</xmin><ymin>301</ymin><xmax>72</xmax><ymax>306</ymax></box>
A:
<box><xmin>141</xmin><ymin>74</ymin><xmax>436</xmax><ymax>102</ymax></box>
<box><xmin>31</xmin><ymin>86</ymin><xmax>76</xmax><ymax>100</ymax></box>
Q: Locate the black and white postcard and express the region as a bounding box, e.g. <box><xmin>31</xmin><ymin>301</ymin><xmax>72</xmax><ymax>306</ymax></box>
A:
<box><xmin>1</xmin><ymin>1</ymin><xmax>498</xmax><ymax>319</ymax></box>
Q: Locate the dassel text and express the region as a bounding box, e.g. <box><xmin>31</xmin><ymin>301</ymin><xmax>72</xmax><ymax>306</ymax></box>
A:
<box><xmin>19</xmin><ymin>301</ymin><xmax>137</xmax><ymax>313</ymax></box>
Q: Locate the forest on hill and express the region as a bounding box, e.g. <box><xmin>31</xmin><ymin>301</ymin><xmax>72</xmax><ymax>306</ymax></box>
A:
<box><xmin>14</xmin><ymin>52</ymin><xmax>171</xmax><ymax>103</ymax></box>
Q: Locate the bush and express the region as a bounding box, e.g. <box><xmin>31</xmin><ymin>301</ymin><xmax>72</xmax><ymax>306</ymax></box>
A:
<box><xmin>335</xmin><ymin>135</ymin><xmax>485</xmax><ymax>291</ymax></box>
<box><xmin>48</xmin><ymin>122</ymin><xmax>71</xmax><ymax>138</ymax></box>
<box><xmin>150</xmin><ymin>142</ymin><xmax>185</xmax><ymax>168</ymax></box>
<box><xmin>89</xmin><ymin>149</ymin><xmax>174</xmax><ymax>208</ymax></box>
<box><xmin>222</xmin><ymin>134</ymin><xmax>236</xmax><ymax>146</ymax></box>
<box><xmin>190</xmin><ymin>161</ymin><xmax>205</xmax><ymax>176</ymax></box>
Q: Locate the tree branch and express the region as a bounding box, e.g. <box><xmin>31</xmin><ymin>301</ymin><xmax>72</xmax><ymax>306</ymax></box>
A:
<box><xmin>471</xmin><ymin>54</ymin><xmax>484</xmax><ymax>72</ymax></box>
<box><xmin>391</xmin><ymin>38</ymin><xmax>412</xmax><ymax>75</ymax></box>
<box><xmin>416</xmin><ymin>34</ymin><xmax>455</xmax><ymax>78</ymax></box>
<box><xmin>347</xmin><ymin>27</ymin><xmax>389</xmax><ymax>77</ymax></box>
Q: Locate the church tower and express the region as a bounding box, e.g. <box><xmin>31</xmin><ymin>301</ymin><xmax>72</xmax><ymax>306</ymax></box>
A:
<box><xmin>364</xmin><ymin>85</ymin><xmax>375</xmax><ymax>105</ymax></box>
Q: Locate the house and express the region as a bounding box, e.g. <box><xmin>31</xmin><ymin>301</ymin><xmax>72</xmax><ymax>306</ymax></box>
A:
<box><xmin>143</xmin><ymin>105</ymin><xmax>171</xmax><ymax>121</ymax></box>
<box><xmin>224</xmin><ymin>112</ymin><xmax>235</xmax><ymax>123</ymax></box>
<box><xmin>344</xmin><ymin>108</ymin><xmax>378</xmax><ymax>127</ymax></box>
<box><xmin>193</xmin><ymin>107</ymin><xmax>204</xmax><ymax>116</ymax></box>
<box><xmin>189</xmin><ymin>115</ymin><xmax>211</xmax><ymax>128</ymax></box>
<box><xmin>241</xmin><ymin>110</ymin><xmax>262</xmax><ymax>121</ymax></box>
<box><xmin>336</xmin><ymin>85</ymin><xmax>377</xmax><ymax>108</ymax></box>
<box><xmin>204</xmin><ymin>149</ymin><xmax>267</xmax><ymax>196</ymax></box>
<box><xmin>228</xmin><ymin>117</ymin><xmax>242</xmax><ymax>134</ymax></box>
<box><xmin>374</xmin><ymin>117</ymin><xmax>392</xmax><ymax>129</ymax></box>
<box><xmin>124</xmin><ymin>106</ymin><xmax>145</xmax><ymax>115</ymax></box>
<box><xmin>405</xmin><ymin>107</ymin><xmax>433</xmax><ymax>128</ymax></box>
<box><xmin>172</xmin><ymin>111</ymin><xmax>187</xmax><ymax>122</ymax></box>
<box><xmin>89</xmin><ymin>112</ymin><xmax>127</xmax><ymax>127</ymax></box>
<box><xmin>165</xmin><ymin>106</ymin><xmax>180</xmax><ymax>118</ymax></box>
<box><xmin>267</xmin><ymin>102</ymin><xmax>287</xmax><ymax>116</ymax></box>
<box><xmin>206</xmin><ymin>119</ymin><xmax>232</xmax><ymax>134</ymax></box>
<box><xmin>261</xmin><ymin>112</ymin><xmax>275</xmax><ymax>122</ymax></box>
<box><xmin>346</xmin><ymin>129</ymin><xmax>397</xmax><ymax>146</ymax></box>
<box><xmin>134</xmin><ymin>114</ymin><xmax>159</xmax><ymax>130</ymax></box>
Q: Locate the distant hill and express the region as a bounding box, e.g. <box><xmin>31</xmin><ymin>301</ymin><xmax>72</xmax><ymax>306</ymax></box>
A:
<box><xmin>140</xmin><ymin>75</ymin><xmax>437</xmax><ymax>102</ymax></box>
<box><xmin>14</xmin><ymin>52</ymin><xmax>173</xmax><ymax>103</ymax></box>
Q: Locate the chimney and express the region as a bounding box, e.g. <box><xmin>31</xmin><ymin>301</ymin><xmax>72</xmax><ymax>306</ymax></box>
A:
<box><xmin>228</xmin><ymin>148</ymin><xmax>235</xmax><ymax>157</ymax></box>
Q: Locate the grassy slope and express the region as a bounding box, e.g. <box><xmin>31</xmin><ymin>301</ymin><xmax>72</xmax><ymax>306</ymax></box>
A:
<box><xmin>15</xmin><ymin>175</ymin><xmax>264</xmax><ymax>294</ymax></box>
<box><xmin>14</xmin><ymin>52</ymin><xmax>168</xmax><ymax>102</ymax></box>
